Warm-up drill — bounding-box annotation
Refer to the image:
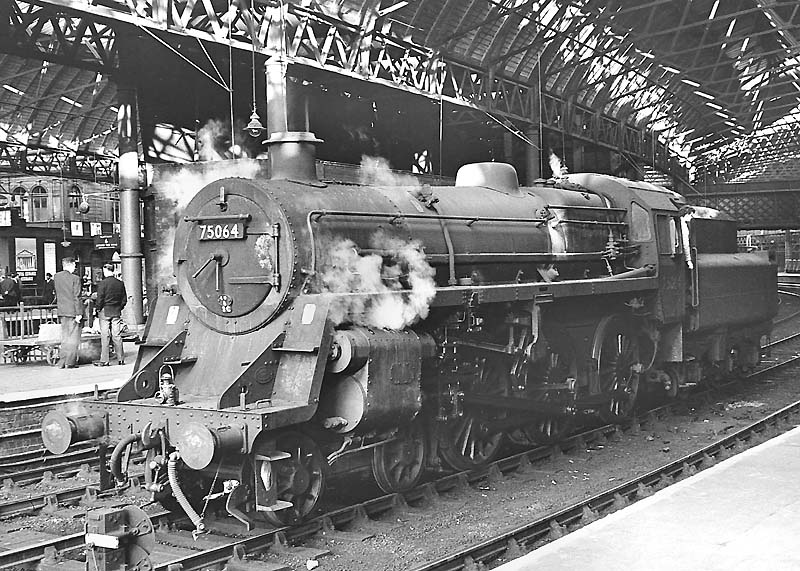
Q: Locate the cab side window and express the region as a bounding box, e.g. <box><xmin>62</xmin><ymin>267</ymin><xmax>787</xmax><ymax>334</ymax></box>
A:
<box><xmin>656</xmin><ymin>215</ymin><xmax>682</xmax><ymax>255</ymax></box>
<box><xmin>629</xmin><ymin>202</ymin><xmax>652</xmax><ymax>242</ymax></box>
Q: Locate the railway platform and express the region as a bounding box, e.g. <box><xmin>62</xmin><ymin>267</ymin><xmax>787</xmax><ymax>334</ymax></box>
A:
<box><xmin>497</xmin><ymin>425</ymin><xmax>800</xmax><ymax>570</ymax></box>
<box><xmin>0</xmin><ymin>341</ymin><xmax>135</xmax><ymax>403</ymax></box>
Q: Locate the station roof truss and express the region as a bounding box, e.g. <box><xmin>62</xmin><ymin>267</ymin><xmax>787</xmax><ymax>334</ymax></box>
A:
<box><xmin>2</xmin><ymin>0</ymin><xmax>799</xmax><ymax>184</ymax></box>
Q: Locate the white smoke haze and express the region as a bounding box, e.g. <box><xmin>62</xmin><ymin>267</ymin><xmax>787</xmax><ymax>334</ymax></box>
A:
<box><xmin>197</xmin><ymin>118</ymin><xmax>259</xmax><ymax>161</ymax></box>
<box><xmin>321</xmin><ymin>231</ymin><xmax>436</xmax><ymax>330</ymax></box>
<box><xmin>359</xmin><ymin>155</ymin><xmax>420</xmax><ymax>187</ymax></box>
<box><xmin>154</xmin><ymin>161</ymin><xmax>261</xmax><ymax>288</ymax></box>
<box><xmin>549</xmin><ymin>151</ymin><xmax>568</xmax><ymax>178</ymax></box>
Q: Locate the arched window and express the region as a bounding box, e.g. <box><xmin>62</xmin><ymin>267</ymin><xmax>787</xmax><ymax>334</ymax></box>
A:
<box><xmin>30</xmin><ymin>185</ymin><xmax>48</xmax><ymax>209</ymax></box>
<box><xmin>68</xmin><ymin>184</ymin><xmax>82</xmax><ymax>210</ymax></box>
<box><xmin>29</xmin><ymin>184</ymin><xmax>50</xmax><ymax>222</ymax></box>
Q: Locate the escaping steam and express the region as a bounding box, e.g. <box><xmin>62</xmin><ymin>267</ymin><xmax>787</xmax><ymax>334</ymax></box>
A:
<box><xmin>197</xmin><ymin>118</ymin><xmax>263</xmax><ymax>161</ymax></box>
<box><xmin>320</xmin><ymin>231</ymin><xmax>436</xmax><ymax>330</ymax></box>
<box><xmin>359</xmin><ymin>155</ymin><xmax>420</xmax><ymax>187</ymax></box>
<box><xmin>548</xmin><ymin>151</ymin><xmax>568</xmax><ymax>178</ymax></box>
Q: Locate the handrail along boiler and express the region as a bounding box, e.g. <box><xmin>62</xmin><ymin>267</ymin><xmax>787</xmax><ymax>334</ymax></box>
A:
<box><xmin>41</xmin><ymin>130</ymin><xmax>777</xmax><ymax>531</ymax></box>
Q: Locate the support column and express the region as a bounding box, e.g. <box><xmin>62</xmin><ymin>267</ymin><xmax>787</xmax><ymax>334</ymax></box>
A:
<box><xmin>116</xmin><ymin>32</ymin><xmax>144</xmax><ymax>328</ymax></box>
<box><xmin>265</xmin><ymin>57</ymin><xmax>289</xmax><ymax>136</ymax></box>
<box><xmin>117</xmin><ymin>87</ymin><xmax>144</xmax><ymax>327</ymax></box>
<box><xmin>572</xmin><ymin>141</ymin><xmax>584</xmax><ymax>173</ymax></box>
<box><xmin>503</xmin><ymin>133</ymin><xmax>514</xmax><ymax>165</ymax></box>
<box><xmin>525</xmin><ymin>128</ymin><xmax>541</xmax><ymax>185</ymax></box>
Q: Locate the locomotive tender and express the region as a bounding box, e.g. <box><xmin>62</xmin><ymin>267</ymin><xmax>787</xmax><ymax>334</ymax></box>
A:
<box><xmin>41</xmin><ymin>130</ymin><xmax>776</xmax><ymax>532</ymax></box>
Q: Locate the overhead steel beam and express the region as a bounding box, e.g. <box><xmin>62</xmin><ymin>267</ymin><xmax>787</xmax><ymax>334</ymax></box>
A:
<box><xmin>3</xmin><ymin>0</ymin><xmax>116</xmax><ymax>71</ymax></box>
<box><xmin>0</xmin><ymin>141</ymin><xmax>117</xmax><ymax>181</ymax></box>
<box><xmin>19</xmin><ymin>0</ymin><xmax>683</xmax><ymax>175</ymax></box>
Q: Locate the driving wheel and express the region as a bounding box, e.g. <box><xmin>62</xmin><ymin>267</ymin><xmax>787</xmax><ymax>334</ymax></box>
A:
<box><xmin>439</xmin><ymin>356</ymin><xmax>506</xmax><ymax>471</ymax></box>
<box><xmin>593</xmin><ymin>315</ymin><xmax>641</xmax><ymax>423</ymax></box>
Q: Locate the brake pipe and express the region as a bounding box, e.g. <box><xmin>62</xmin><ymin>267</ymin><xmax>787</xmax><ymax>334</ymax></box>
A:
<box><xmin>110</xmin><ymin>433</ymin><xmax>140</xmax><ymax>487</ymax></box>
<box><xmin>168</xmin><ymin>451</ymin><xmax>206</xmax><ymax>536</ymax></box>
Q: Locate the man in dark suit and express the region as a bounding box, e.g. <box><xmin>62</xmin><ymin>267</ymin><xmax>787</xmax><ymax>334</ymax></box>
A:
<box><xmin>94</xmin><ymin>263</ymin><xmax>127</xmax><ymax>366</ymax></box>
<box><xmin>0</xmin><ymin>272</ymin><xmax>20</xmax><ymax>307</ymax></box>
<box><xmin>43</xmin><ymin>273</ymin><xmax>56</xmax><ymax>305</ymax></box>
<box><xmin>54</xmin><ymin>257</ymin><xmax>83</xmax><ymax>368</ymax></box>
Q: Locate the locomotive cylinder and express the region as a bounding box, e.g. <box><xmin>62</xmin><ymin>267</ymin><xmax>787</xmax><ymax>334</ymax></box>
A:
<box><xmin>41</xmin><ymin>410</ymin><xmax>105</xmax><ymax>454</ymax></box>
<box><xmin>318</xmin><ymin>327</ymin><xmax>436</xmax><ymax>434</ymax></box>
<box><xmin>328</xmin><ymin>330</ymin><xmax>371</xmax><ymax>374</ymax></box>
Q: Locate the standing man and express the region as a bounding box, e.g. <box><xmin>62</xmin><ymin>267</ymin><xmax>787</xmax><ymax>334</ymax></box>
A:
<box><xmin>95</xmin><ymin>262</ymin><xmax>127</xmax><ymax>366</ymax></box>
<box><xmin>54</xmin><ymin>257</ymin><xmax>83</xmax><ymax>368</ymax></box>
<box><xmin>43</xmin><ymin>273</ymin><xmax>56</xmax><ymax>305</ymax></box>
<box><xmin>0</xmin><ymin>272</ymin><xmax>19</xmax><ymax>307</ymax></box>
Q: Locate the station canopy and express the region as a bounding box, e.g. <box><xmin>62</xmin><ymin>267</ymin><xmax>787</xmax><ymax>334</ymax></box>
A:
<box><xmin>1</xmin><ymin>0</ymin><xmax>799</xmax><ymax>183</ymax></box>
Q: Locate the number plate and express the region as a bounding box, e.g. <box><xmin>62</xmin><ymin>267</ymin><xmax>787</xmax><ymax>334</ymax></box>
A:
<box><xmin>198</xmin><ymin>222</ymin><xmax>246</xmax><ymax>240</ymax></box>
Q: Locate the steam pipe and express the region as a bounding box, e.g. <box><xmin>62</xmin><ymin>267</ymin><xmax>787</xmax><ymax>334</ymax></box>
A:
<box><xmin>110</xmin><ymin>433</ymin><xmax>140</xmax><ymax>487</ymax></box>
<box><xmin>602</xmin><ymin>265</ymin><xmax>656</xmax><ymax>280</ymax></box>
<box><xmin>168</xmin><ymin>452</ymin><xmax>206</xmax><ymax>534</ymax></box>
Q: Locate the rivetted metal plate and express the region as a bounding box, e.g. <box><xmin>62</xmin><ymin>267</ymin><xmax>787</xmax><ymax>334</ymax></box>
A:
<box><xmin>174</xmin><ymin>178</ymin><xmax>295</xmax><ymax>334</ymax></box>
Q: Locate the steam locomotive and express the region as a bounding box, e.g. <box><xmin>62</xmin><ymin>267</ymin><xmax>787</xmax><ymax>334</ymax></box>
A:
<box><xmin>41</xmin><ymin>130</ymin><xmax>777</xmax><ymax>532</ymax></box>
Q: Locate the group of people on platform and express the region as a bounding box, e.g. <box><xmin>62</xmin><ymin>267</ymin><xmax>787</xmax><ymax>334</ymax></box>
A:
<box><xmin>53</xmin><ymin>257</ymin><xmax>128</xmax><ymax>368</ymax></box>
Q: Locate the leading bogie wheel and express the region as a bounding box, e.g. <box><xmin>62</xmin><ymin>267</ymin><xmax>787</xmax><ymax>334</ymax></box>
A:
<box><xmin>372</xmin><ymin>418</ymin><xmax>426</xmax><ymax>493</ymax></box>
<box><xmin>257</xmin><ymin>430</ymin><xmax>326</xmax><ymax>526</ymax></box>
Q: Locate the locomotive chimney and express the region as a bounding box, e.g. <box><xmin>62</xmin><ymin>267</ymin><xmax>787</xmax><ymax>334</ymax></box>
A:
<box><xmin>265</xmin><ymin>56</ymin><xmax>322</xmax><ymax>183</ymax></box>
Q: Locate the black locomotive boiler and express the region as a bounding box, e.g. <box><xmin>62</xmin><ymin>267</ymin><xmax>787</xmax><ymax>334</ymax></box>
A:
<box><xmin>41</xmin><ymin>130</ymin><xmax>777</xmax><ymax>532</ymax></box>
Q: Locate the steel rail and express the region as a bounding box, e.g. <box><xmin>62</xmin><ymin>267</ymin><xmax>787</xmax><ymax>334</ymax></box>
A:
<box><xmin>140</xmin><ymin>340</ymin><xmax>800</xmax><ymax>571</ymax></box>
<box><xmin>0</xmin><ymin>485</ymin><xmax>95</xmax><ymax>519</ymax></box>
<box><xmin>3</xmin><ymin>337</ymin><xmax>800</xmax><ymax>570</ymax></box>
<box><xmin>0</xmin><ymin>509</ymin><xmax>170</xmax><ymax>569</ymax></box>
<box><xmin>409</xmin><ymin>397</ymin><xmax>800</xmax><ymax>570</ymax></box>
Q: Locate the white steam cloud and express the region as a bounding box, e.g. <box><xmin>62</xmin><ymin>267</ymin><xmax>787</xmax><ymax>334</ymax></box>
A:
<box><xmin>320</xmin><ymin>231</ymin><xmax>436</xmax><ymax>330</ymax></box>
<box><xmin>197</xmin><ymin>118</ymin><xmax>263</xmax><ymax>161</ymax></box>
<box><xmin>154</xmin><ymin>161</ymin><xmax>261</xmax><ymax>288</ymax></box>
<box><xmin>359</xmin><ymin>155</ymin><xmax>420</xmax><ymax>187</ymax></box>
<box><xmin>549</xmin><ymin>151</ymin><xmax>568</xmax><ymax>178</ymax></box>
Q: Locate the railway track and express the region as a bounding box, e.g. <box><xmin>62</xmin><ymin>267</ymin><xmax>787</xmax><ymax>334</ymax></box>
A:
<box><xmin>2</xmin><ymin>320</ymin><xmax>800</xmax><ymax>570</ymax></box>
<box><xmin>411</xmin><ymin>399</ymin><xmax>800</xmax><ymax>571</ymax></box>
<box><xmin>4</xmin><ymin>293</ymin><xmax>800</xmax><ymax>486</ymax></box>
<box><xmin>4</xmin><ymin>346</ymin><xmax>800</xmax><ymax>570</ymax></box>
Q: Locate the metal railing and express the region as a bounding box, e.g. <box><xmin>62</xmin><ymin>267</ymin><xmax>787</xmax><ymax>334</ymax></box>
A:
<box><xmin>0</xmin><ymin>303</ymin><xmax>58</xmax><ymax>341</ymax></box>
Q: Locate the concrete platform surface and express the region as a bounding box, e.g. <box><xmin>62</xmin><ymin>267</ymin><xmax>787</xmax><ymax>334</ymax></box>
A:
<box><xmin>498</xmin><ymin>425</ymin><xmax>800</xmax><ymax>571</ymax></box>
<box><xmin>0</xmin><ymin>342</ymin><xmax>135</xmax><ymax>403</ymax></box>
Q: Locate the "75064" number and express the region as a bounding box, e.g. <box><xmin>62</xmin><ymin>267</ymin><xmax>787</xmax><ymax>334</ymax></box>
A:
<box><xmin>198</xmin><ymin>223</ymin><xmax>245</xmax><ymax>240</ymax></box>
